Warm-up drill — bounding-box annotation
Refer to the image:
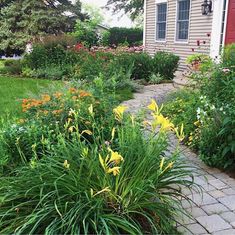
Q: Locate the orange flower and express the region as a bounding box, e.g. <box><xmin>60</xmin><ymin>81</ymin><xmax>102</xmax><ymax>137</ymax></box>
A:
<box><xmin>53</xmin><ymin>92</ymin><xmax>63</xmax><ymax>99</ymax></box>
<box><xmin>22</xmin><ymin>98</ymin><xmax>44</xmax><ymax>112</ymax></box>
<box><xmin>79</xmin><ymin>90</ymin><xmax>92</xmax><ymax>98</ymax></box>
<box><xmin>52</xmin><ymin>109</ymin><xmax>63</xmax><ymax>115</ymax></box>
<box><xmin>42</xmin><ymin>94</ymin><xmax>51</xmax><ymax>102</ymax></box>
<box><xmin>69</xmin><ymin>87</ymin><xmax>77</xmax><ymax>94</ymax></box>
<box><xmin>72</xmin><ymin>96</ymin><xmax>78</xmax><ymax>100</ymax></box>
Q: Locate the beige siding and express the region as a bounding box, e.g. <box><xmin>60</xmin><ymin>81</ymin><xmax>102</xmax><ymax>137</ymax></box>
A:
<box><xmin>145</xmin><ymin>0</ymin><xmax>213</xmax><ymax>69</ymax></box>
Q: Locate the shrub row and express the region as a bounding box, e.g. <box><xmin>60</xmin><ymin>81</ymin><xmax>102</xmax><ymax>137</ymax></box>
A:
<box><xmin>21</xmin><ymin>43</ymin><xmax>179</xmax><ymax>81</ymax></box>
<box><xmin>107</xmin><ymin>27</ymin><xmax>143</xmax><ymax>46</ymax></box>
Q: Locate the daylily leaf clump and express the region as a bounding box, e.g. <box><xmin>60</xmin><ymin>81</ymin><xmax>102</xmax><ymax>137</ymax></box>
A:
<box><xmin>0</xmin><ymin>85</ymin><xmax>197</xmax><ymax>234</ymax></box>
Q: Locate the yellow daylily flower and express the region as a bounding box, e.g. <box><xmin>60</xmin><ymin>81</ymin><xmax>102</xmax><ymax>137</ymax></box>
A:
<box><xmin>107</xmin><ymin>167</ymin><xmax>121</xmax><ymax>176</ymax></box>
<box><xmin>164</xmin><ymin>161</ymin><xmax>174</xmax><ymax>171</ymax></box>
<box><xmin>108</xmin><ymin>148</ymin><xmax>124</xmax><ymax>165</ymax></box>
<box><xmin>63</xmin><ymin>160</ymin><xmax>70</xmax><ymax>169</ymax></box>
<box><xmin>175</xmin><ymin>124</ymin><xmax>185</xmax><ymax>142</ymax></box>
<box><xmin>153</xmin><ymin>114</ymin><xmax>174</xmax><ymax>132</ymax></box>
<box><xmin>160</xmin><ymin>157</ymin><xmax>165</xmax><ymax>171</ymax></box>
<box><xmin>113</xmin><ymin>105</ymin><xmax>127</xmax><ymax>122</ymax></box>
<box><xmin>88</xmin><ymin>104</ymin><xmax>93</xmax><ymax>115</ymax></box>
<box><xmin>148</xmin><ymin>99</ymin><xmax>158</xmax><ymax>112</ymax></box>
<box><xmin>81</xmin><ymin>130</ymin><xmax>93</xmax><ymax>135</ymax></box>
<box><xmin>91</xmin><ymin>187</ymin><xmax>111</xmax><ymax>197</ymax></box>
<box><xmin>111</xmin><ymin>127</ymin><xmax>116</xmax><ymax>141</ymax></box>
<box><xmin>99</xmin><ymin>149</ymin><xmax>124</xmax><ymax>176</ymax></box>
<box><xmin>68</xmin><ymin>126</ymin><xmax>75</xmax><ymax>133</ymax></box>
<box><xmin>148</xmin><ymin>99</ymin><xmax>163</xmax><ymax>115</ymax></box>
<box><xmin>99</xmin><ymin>154</ymin><xmax>106</xmax><ymax>170</ymax></box>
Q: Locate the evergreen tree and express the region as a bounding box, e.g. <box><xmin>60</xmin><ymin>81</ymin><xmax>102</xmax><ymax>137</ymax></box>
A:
<box><xmin>0</xmin><ymin>0</ymin><xmax>85</xmax><ymax>54</ymax></box>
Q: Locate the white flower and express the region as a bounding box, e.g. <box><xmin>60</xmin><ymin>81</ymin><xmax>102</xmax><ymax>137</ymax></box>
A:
<box><xmin>196</xmin><ymin>107</ymin><xmax>201</xmax><ymax>114</ymax></box>
<box><xmin>220</xmin><ymin>107</ymin><xmax>223</xmax><ymax>111</ymax></box>
<box><xmin>211</xmin><ymin>105</ymin><xmax>215</xmax><ymax>110</ymax></box>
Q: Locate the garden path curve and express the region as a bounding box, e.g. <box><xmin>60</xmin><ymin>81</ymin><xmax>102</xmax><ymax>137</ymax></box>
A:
<box><xmin>122</xmin><ymin>84</ymin><xmax>235</xmax><ymax>235</ymax></box>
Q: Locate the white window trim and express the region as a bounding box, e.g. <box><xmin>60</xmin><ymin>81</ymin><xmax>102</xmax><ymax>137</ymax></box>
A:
<box><xmin>155</xmin><ymin>0</ymin><xmax>168</xmax><ymax>43</ymax></box>
<box><xmin>210</xmin><ymin>0</ymin><xmax>227</xmax><ymax>59</ymax></box>
<box><xmin>222</xmin><ymin>0</ymin><xmax>229</xmax><ymax>47</ymax></box>
<box><xmin>143</xmin><ymin>0</ymin><xmax>147</xmax><ymax>48</ymax></box>
<box><xmin>174</xmin><ymin>0</ymin><xmax>191</xmax><ymax>44</ymax></box>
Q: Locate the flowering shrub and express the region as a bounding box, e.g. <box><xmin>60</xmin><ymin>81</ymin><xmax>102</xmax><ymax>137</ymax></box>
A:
<box><xmin>164</xmin><ymin>45</ymin><xmax>235</xmax><ymax>169</ymax></box>
<box><xmin>21</xmin><ymin>40</ymin><xmax>179</xmax><ymax>82</ymax></box>
<box><xmin>0</xmin><ymin>95</ymin><xmax>198</xmax><ymax>234</ymax></box>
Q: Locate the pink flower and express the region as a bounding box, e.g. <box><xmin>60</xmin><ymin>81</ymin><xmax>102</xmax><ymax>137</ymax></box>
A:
<box><xmin>222</xmin><ymin>68</ymin><xmax>231</xmax><ymax>73</ymax></box>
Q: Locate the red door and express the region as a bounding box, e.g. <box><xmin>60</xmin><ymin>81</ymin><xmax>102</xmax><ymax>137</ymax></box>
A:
<box><xmin>225</xmin><ymin>0</ymin><xmax>235</xmax><ymax>44</ymax></box>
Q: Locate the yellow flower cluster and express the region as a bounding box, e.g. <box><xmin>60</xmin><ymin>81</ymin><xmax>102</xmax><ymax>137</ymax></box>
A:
<box><xmin>159</xmin><ymin>157</ymin><xmax>174</xmax><ymax>173</ymax></box>
<box><xmin>99</xmin><ymin>148</ymin><xmax>124</xmax><ymax>176</ymax></box>
<box><xmin>147</xmin><ymin>99</ymin><xmax>185</xmax><ymax>142</ymax></box>
<box><xmin>113</xmin><ymin>105</ymin><xmax>127</xmax><ymax>122</ymax></box>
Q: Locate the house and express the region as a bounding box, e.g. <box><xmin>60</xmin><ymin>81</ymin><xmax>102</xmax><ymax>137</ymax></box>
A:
<box><xmin>96</xmin><ymin>24</ymin><xmax>110</xmax><ymax>36</ymax></box>
<box><xmin>143</xmin><ymin>0</ymin><xmax>235</xmax><ymax>68</ymax></box>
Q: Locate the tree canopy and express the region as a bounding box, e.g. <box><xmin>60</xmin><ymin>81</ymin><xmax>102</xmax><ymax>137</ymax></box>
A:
<box><xmin>106</xmin><ymin>0</ymin><xmax>144</xmax><ymax>21</ymax></box>
<box><xmin>0</xmin><ymin>0</ymin><xmax>85</xmax><ymax>54</ymax></box>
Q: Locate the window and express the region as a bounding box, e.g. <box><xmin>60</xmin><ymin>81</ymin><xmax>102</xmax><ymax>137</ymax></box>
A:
<box><xmin>156</xmin><ymin>3</ymin><xmax>167</xmax><ymax>40</ymax></box>
<box><xmin>176</xmin><ymin>0</ymin><xmax>190</xmax><ymax>41</ymax></box>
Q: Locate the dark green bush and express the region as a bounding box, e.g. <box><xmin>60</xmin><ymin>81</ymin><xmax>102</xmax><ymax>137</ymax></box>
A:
<box><xmin>1</xmin><ymin>59</ymin><xmax>23</xmax><ymax>75</ymax></box>
<box><xmin>24</xmin><ymin>44</ymin><xmax>79</xmax><ymax>70</ymax></box>
<box><xmin>107</xmin><ymin>27</ymin><xmax>143</xmax><ymax>46</ymax></box>
<box><xmin>131</xmin><ymin>53</ymin><xmax>153</xmax><ymax>80</ymax></box>
<box><xmin>152</xmin><ymin>52</ymin><xmax>179</xmax><ymax>80</ymax></box>
<box><xmin>222</xmin><ymin>43</ymin><xmax>235</xmax><ymax>69</ymax></box>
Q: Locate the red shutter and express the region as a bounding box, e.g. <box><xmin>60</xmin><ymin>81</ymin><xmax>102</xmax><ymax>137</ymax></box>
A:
<box><xmin>225</xmin><ymin>0</ymin><xmax>235</xmax><ymax>44</ymax></box>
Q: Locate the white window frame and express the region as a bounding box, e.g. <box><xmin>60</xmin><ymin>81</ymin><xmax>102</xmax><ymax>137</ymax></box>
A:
<box><xmin>155</xmin><ymin>0</ymin><xmax>168</xmax><ymax>42</ymax></box>
<box><xmin>175</xmin><ymin>0</ymin><xmax>191</xmax><ymax>44</ymax></box>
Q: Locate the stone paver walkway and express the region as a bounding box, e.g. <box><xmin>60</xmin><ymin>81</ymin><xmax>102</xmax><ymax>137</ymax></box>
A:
<box><xmin>122</xmin><ymin>84</ymin><xmax>235</xmax><ymax>235</ymax></box>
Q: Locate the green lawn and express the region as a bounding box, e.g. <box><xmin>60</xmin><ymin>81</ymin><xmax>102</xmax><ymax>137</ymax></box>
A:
<box><xmin>0</xmin><ymin>76</ymin><xmax>62</xmax><ymax>119</ymax></box>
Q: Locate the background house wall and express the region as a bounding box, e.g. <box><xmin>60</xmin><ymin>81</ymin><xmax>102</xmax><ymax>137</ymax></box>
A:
<box><xmin>144</xmin><ymin>0</ymin><xmax>213</xmax><ymax>68</ymax></box>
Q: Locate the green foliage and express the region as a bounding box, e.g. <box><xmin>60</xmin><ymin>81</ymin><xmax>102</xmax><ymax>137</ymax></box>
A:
<box><xmin>106</xmin><ymin>0</ymin><xmax>144</xmax><ymax>20</ymax></box>
<box><xmin>107</xmin><ymin>27</ymin><xmax>143</xmax><ymax>47</ymax></box>
<box><xmin>163</xmin><ymin>89</ymin><xmax>201</xmax><ymax>147</ymax></box>
<box><xmin>199</xmin><ymin>67</ymin><xmax>235</xmax><ymax>169</ymax></box>
<box><xmin>72</xmin><ymin>19</ymin><xmax>99</xmax><ymax>48</ymax></box>
<box><xmin>0</xmin><ymin>0</ymin><xmax>85</xmax><ymax>53</ymax></box>
<box><xmin>186</xmin><ymin>53</ymin><xmax>213</xmax><ymax>74</ymax></box>
<box><xmin>222</xmin><ymin>43</ymin><xmax>235</xmax><ymax>69</ymax></box>
<box><xmin>164</xmin><ymin>45</ymin><xmax>235</xmax><ymax>170</ymax></box>
<box><xmin>22</xmin><ymin>39</ymin><xmax>179</xmax><ymax>84</ymax></box>
<box><xmin>152</xmin><ymin>52</ymin><xmax>179</xmax><ymax>80</ymax></box>
<box><xmin>1</xmin><ymin>59</ymin><xmax>23</xmax><ymax>75</ymax></box>
<box><xmin>149</xmin><ymin>73</ymin><xmax>164</xmax><ymax>84</ymax></box>
<box><xmin>0</xmin><ymin>80</ymin><xmax>197</xmax><ymax>233</ymax></box>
